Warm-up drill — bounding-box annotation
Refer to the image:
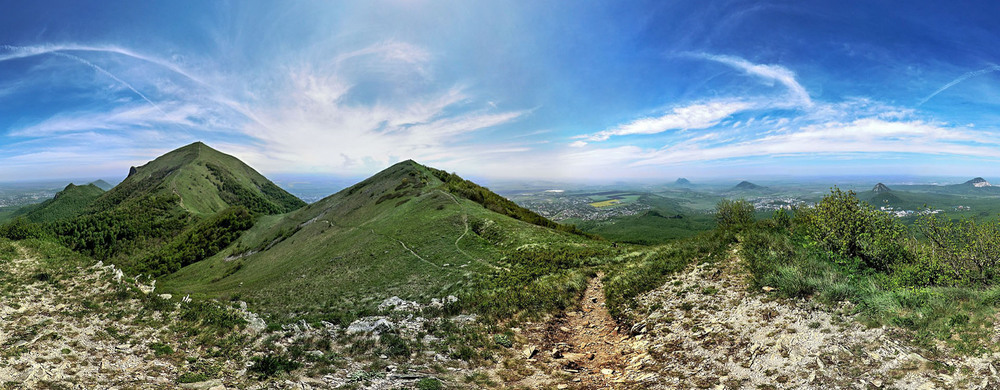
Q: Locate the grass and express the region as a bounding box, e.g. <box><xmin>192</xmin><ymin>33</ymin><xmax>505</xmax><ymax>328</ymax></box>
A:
<box><xmin>161</xmin><ymin>160</ymin><xmax>606</xmax><ymax>325</ymax></box>
<box><xmin>603</xmin><ymin>229</ymin><xmax>733</xmax><ymax>323</ymax></box>
<box><xmin>589</xmin><ymin>199</ymin><xmax>622</xmax><ymax>208</ymax></box>
<box><xmin>739</xmin><ymin>220</ymin><xmax>1000</xmax><ymax>355</ymax></box>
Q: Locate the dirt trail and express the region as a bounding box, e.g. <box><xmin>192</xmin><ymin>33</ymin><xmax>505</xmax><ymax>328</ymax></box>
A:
<box><xmin>515</xmin><ymin>274</ymin><xmax>641</xmax><ymax>389</ymax></box>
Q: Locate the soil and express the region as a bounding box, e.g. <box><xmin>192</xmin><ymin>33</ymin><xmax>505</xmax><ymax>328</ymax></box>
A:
<box><xmin>512</xmin><ymin>274</ymin><xmax>649</xmax><ymax>389</ymax></box>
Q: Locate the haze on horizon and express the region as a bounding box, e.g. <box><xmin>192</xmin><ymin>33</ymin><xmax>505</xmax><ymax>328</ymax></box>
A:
<box><xmin>3</xmin><ymin>1</ymin><xmax>1000</xmax><ymax>183</ymax></box>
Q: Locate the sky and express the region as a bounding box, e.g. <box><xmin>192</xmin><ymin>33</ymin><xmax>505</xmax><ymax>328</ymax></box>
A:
<box><xmin>3</xmin><ymin>0</ymin><xmax>1000</xmax><ymax>183</ymax></box>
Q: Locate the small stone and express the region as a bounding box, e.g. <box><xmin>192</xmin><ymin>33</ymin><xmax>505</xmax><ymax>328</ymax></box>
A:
<box><xmin>762</xmin><ymin>286</ymin><xmax>775</xmax><ymax>292</ymax></box>
<box><xmin>557</xmin><ymin>385</ymin><xmax>568</xmax><ymax>389</ymax></box>
<box><xmin>601</xmin><ymin>368</ymin><xmax>614</xmax><ymax>375</ymax></box>
<box><xmin>523</xmin><ymin>346</ymin><xmax>537</xmax><ymax>359</ymax></box>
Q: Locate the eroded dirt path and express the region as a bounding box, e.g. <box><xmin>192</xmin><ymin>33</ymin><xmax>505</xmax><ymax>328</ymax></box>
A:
<box><xmin>513</xmin><ymin>274</ymin><xmax>650</xmax><ymax>389</ymax></box>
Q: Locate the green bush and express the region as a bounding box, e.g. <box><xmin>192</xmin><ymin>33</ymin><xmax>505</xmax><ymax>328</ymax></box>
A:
<box><xmin>177</xmin><ymin>372</ymin><xmax>208</xmax><ymax>383</ymax></box>
<box><xmin>248</xmin><ymin>354</ymin><xmax>301</xmax><ymax>379</ymax></box>
<box><xmin>715</xmin><ymin>199</ymin><xmax>755</xmax><ymax>230</ymax></box>
<box><xmin>916</xmin><ymin>213</ymin><xmax>1000</xmax><ymax>285</ymax></box>
<box><xmin>380</xmin><ymin>333</ymin><xmax>411</xmax><ymax>358</ymax></box>
<box><xmin>492</xmin><ymin>334</ymin><xmax>512</xmax><ymax>348</ymax></box>
<box><xmin>416</xmin><ymin>378</ymin><xmax>443</xmax><ymax>390</ymax></box>
<box><xmin>0</xmin><ymin>217</ymin><xmax>46</xmax><ymax>240</ymax></box>
<box><xmin>796</xmin><ymin>188</ymin><xmax>910</xmax><ymax>272</ymax></box>
<box><xmin>149</xmin><ymin>342</ymin><xmax>173</xmax><ymax>356</ymax></box>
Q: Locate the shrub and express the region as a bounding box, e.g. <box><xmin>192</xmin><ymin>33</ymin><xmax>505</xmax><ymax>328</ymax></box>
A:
<box><xmin>248</xmin><ymin>354</ymin><xmax>301</xmax><ymax>379</ymax></box>
<box><xmin>0</xmin><ymin>217</ymin><xmax>46</xmax><ymax>240</ymax></box>
<box><xmin>149</xmin><ymin>342</ymin><xmax>173</xmax><ymax>357</ymax></box>
<box><xmin>380</xmin><ymin>333</ymin><xmax>411</xmax><ymax>358</ymax></box>
<box><xmin>916</xmin><ymin>213</ymin><xmax>1000</xmax><ymax>285</ymax></box>
<box><xmin>416</xmin><ymin>378</ymin><xmax>443</xmax><ymax>390</ymax></box>
<box><xmin>796</xmin><ymin>188</ymin><xmax>910</xmax><ymax>272</ymax></box>
<box><xmin>177</xmin><ymin>372</ymin><xmax>208</xmax><ymax>383</ymax></box>
<box><xmin>492</xmin><ymin>334</ymin><xmax>512</xmax><ymax>348</ymax></box>
<box><xmin>715</xmin><ymin>199</ymin><xmax>755</xmax><ymax>230</ymax></box>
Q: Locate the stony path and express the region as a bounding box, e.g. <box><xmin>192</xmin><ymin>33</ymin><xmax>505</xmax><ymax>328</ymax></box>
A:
<box><xmin>511</xmin><ymin>274</ymin><xmax>653</xmax><ymax>389</ymax></box>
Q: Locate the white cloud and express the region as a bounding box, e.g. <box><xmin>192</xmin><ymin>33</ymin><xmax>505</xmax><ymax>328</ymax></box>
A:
<box><xmin>628</xmin><ymin>118</ymin><xmax>998</xmax><ymax>167</ymax></box>
<box><xmin>585</xmin><ymin>100</ymin><xmax>752</xmax><ymax>142</ymax></box>
<box><xmin>569</xmin><ymin>140</ymin><xmax>587</xmax><ymax>148</ymax></box>
<box><xmin>695</xmin><ymin>53</ymin><xmax>812</xmax><ymax>107</ymax></box>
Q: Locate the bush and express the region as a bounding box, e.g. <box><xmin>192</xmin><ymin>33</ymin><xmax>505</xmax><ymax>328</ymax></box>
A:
<box><xmin>248</xmin><ymin>354</ymin><xmax>301</xmax><ymax>379</ymax></box>
<box><xmin>380</xmin><ymin>333</ymin><xmax>411</xmax><ymax>358</ymax></box>
<box><xmin>796</xmin><ymin>188</ymin><xmax>910</xmax><ymax>272</ymax></box>
<box><xmin>493</xmin><ymin>333</ymin><xmax>512</xmax><ymax>348</ymax></box>
<box><xmin>715</xmin><ymin>199</ymin><xmax>755</xmax><ymax>230</ymax></box>
<box><xmin>0</xmin><ymin>217</ymin><xmax>46</xmax><ymax>240</ymax></box>
<box><xmin>177</xmin><ymin>372</ymin><xmax>208</xmax><ymax>383</ymax></box>
<box><xmin>149</xmin><ymin>342</ymin><xmax>173</xmax><ymax>356</ymax></box>
<box><xmin>416</xmin><ymin>378</ymin><xmax>443</xmax><ymax>390</ymax></box>
<box><xmin>916</xmin><ymin>213</ymin><xmax>1000</xmax><ymax>285</ymax></box>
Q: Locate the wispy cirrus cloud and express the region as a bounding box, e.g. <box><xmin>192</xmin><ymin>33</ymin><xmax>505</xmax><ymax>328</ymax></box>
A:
<box><xmin>691</xmin><ymin>53</ymin><xmax>813</xmax><ymax>107</ymax></box>
<box><xmin>582</xmin><ymin>100</ymin><xmax>752</xmax><ymax>142</ymax></box>
<box><xmin>918</xmin><ymin>64</ymin><xmax>1000</xmax><ymax>106</ymax></box>
<box><xmin>615</xmin><ymin>117</ymin><xmax>1000</xmax><ymax>167</ymax></box>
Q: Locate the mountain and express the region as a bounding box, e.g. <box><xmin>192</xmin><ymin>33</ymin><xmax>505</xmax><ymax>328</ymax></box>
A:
<box><xmin>964</xmin><ymin>177</ymin><xmax>992</xmax><ymax>188</ymax></box>
<box><xmin>730</xmin><ymin>181</ymin><xmax>767</xmax><ymax>192</ymax></box>
<box><xmin>872</xmin><ymin>183</ymin><xmax>891</xmax><ymax>193</ymax></box>
<box><xmin>47</xmin><ymin>142</ymin><xmax>305</xmax><ymax>274</ymax></box>
<box><xmin>19</xmin><ymin>183</ymin><xmax>105</xmax><ymax>223</ymax></box>
<box><xmin>97</xmin><ymin>141</ymin><xmax>305</xmax><ymax>216</ymax></box>
<box><xmin>674</xmin><ymin>178</ymin><xmax>692</xmax><ymax>186</ymax></box>
<box><xmin>161</xmin><ymin>159</ymin><xmax>594</xmax><ymax>318</ymax></box>
<box><xmin>90</xmin><ymin>179</ymin><xmax>114</xmax><ymax>191</ymax></box>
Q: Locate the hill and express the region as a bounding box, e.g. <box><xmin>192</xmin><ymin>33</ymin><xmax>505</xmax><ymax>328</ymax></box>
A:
<box><xmin>872</xmin><ymin>183</ymin><xmax>891</xmax><ymax>193</ymax></box>
<box><xmin>674</xmin><ymin>178</ymin><xmax>692</xmax><ymax>187</ymax></box>
<box><xmin>90</xmin><ymin>179</ymin><xmax>114</xmax><ymax>191</ymax></box>
<box><xmin>161</xmin><ymin>159</ymin><xmax>601</xmax><ymax>320</ymax></box>
<box><xmin>727</xmin><ymin>181</ymin><xmax>771</xmax><ymax>195</ymax></box>
<box><xmin>46</xmin><ymin>142</ymin><xmax>305</xmax><ymax>274</ymax></box>
<box><xmin>22</xmin><ymin>183</ymin><xmax>105</xmax><ymax>222</ymax></box>
<box><xmin>965</xmin><ymin>177</ymin><xmax>992</xmax><ymax>188</ymax></box>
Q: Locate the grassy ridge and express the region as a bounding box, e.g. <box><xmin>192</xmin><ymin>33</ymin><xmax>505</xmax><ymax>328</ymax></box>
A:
<box><xmin>20</xmin><ymin>183</ymin><xmax>104</xmax><ymax>223</ymax></box>
<box><xmin>161</xmin><ymin>160</ymin><xmax>613</xmax><ymax>324</ymax></box>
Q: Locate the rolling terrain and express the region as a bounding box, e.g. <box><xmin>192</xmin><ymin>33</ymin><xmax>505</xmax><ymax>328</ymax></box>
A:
<box><xmin>44</xmin><ymin>142</ymin><xmax>306</xmax><ymax>274</ymax></box>
<box><xmin>8</xmin><ymin>148</ymin><xmax>1000</xmax><ymax>388</ymax></box>
<box><xmin>162</xmin><ymin>159</ymin><xmax>600</xmax><ymax>321</ymax></box>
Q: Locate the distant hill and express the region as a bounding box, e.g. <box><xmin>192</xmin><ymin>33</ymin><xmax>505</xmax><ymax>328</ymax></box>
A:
<box><xmin>964</xmin><ymin>177</ymin><xmax>992</xmax><ymax>188</ymax></box>
<box><xmin>90</xmin><ymin>179</ymin><xmax>114</xmax><ymax>191</ymax></box>
<box><xmin>94</xmin><ymin>141</ymin><xmax>305</xmax><ymax>216</ymax></box>
<box><xmin>19</xmin><ymin>183</ymin><xmax>105</xmax><ymax>223</ymax></box>
<box><xmin>730</xmin><ymin>181</ymin><xmax>767</xmax><ymax>192</ymax></box>
<box><xmin>161</xmin><ymin>159</ymin><xmax>593</xmax><ymax>318</ymax></box>
<box><xmin>47</xmin><ymin>142</ymin><xmax>306</xmax><ymax>275</ymax></box>
<box><xmin>674</xmin><ymin>178</ymin><xmax>692</xmax><ymax>186</ymax></box>
<box><xmin>872</xmin><ymin>183</ymin><xmax>891</xmax><ymax>193</ymax></box>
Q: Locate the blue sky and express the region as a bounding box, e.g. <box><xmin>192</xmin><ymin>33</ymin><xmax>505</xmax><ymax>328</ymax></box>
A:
<box><xmin>3</xmin><ymin>0</ymin><xmax>1000</xmax><ymax>182</ymax></box>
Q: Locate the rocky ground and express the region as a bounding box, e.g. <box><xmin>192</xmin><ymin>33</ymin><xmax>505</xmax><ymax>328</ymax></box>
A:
<box><xmin>0</xmin><ymin>243</ymin><xmax>487</xmax><ymax>389</ymax></box>
<box><xmin>627</xmin><ymin>250</ymin><xmax>1000</xmax><ymax>389</ymax></box>
<box><xmin>8</xmin><ymin>238</ymin><xmax>1000</xmax><ymax>389</ymax></box>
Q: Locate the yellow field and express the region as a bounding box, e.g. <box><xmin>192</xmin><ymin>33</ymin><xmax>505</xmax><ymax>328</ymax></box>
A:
<box><xmin>589</xmin><ymin>199</ymin><xmax>621</xmax><ymax>208</ymax></box>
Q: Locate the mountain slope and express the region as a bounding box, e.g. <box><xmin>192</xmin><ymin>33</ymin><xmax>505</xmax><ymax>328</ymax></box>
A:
<box><xmin>47</xmin><ymin>142</ymin><xmax>305</xmax><ymax>274</ymax></box>
<box><xmin>161</xmin><ymin>160</ymin><xmax>597</xmax><ymax>319</ymax></box>
<box><xmin>95</xmin><ymin>141</ymin><xmax>304</xmax><ymax>216</ymax></box>
<box><xmin>23</xmin><ymin>183</ymin><xmax>104</xmax><ymax>222</ymax></box>
<box><xmin>90</xmin><ymin>179</ymin><xmax>114</xmax><ymax>191</ymax></box>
